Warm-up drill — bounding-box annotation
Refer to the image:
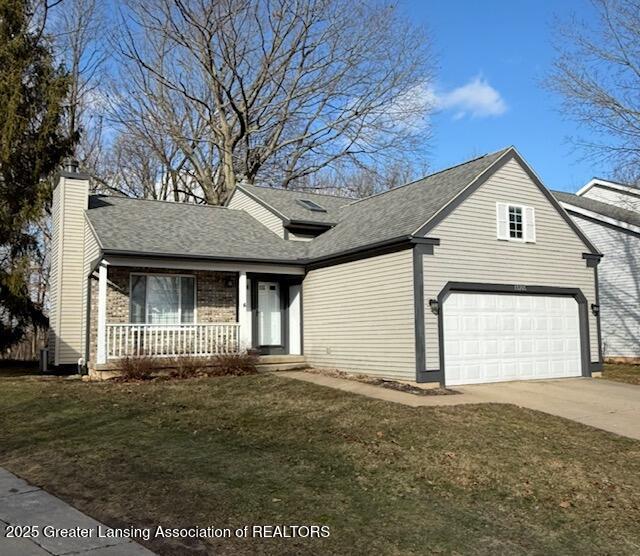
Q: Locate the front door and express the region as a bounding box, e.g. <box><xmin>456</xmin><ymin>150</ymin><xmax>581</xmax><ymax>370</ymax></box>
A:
<box><xmin>256</xmin><ymin>281</ymin><xmax>286</xmax><ymax>354</ymax></box>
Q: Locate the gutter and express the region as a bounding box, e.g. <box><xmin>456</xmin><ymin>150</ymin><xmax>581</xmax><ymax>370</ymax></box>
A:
<box><xmin>100</xmin><ymin>235</ymin><xmax>441</xmax><ymax>272</ymax></box>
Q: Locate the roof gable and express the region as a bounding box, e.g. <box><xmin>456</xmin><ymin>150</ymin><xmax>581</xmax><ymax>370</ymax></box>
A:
<box><xmin>413</xmin><ymin>148</ymin><xmax>599</xmax><ymax>254</ymax></box>
<box><xmin>577</xmin><ymin>178</ymin><xmax>640</xmax><ymax>198</ymax></box>
<box><xmin>305</xmin><ymin>148</ymin><xmax>511</xmax><ymax>258</ymax></box>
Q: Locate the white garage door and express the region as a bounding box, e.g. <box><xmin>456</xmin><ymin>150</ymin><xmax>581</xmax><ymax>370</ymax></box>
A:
<box><xmin>443</xmin><ymin>292</ymin><xmax>582</xmax><ymax>386</ymax></box>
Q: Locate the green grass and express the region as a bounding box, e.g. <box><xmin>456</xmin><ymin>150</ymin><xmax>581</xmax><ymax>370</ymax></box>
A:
<box><xmin>602</xmin><ymin>363</ymin><xmax>640</xmax><ymax>385</ymax></box>
<box><xmin>1</xmin><ymin>375</ymin><xmax>640</xmax><ymax>555</ymax></box>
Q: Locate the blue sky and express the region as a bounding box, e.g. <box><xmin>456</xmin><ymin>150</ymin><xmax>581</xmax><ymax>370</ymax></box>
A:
<box><xmin>407</xmin><ymin>0</ymin><xmax>599</xmax><ymax>193</ymax></box>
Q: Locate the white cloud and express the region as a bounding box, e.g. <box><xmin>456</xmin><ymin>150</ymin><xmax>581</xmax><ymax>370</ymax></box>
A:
<box><xmin>376</xmin><ymin>81</ymin><xmax>435</xmax><ymax>134</ymax></box>
<box><xmin>432</xmin><ymin>76</ymin><xmax>507</xmax><ymax>119</ymax></box>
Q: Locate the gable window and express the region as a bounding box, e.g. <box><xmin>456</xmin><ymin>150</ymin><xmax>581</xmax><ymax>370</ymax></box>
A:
<box><xmin>296</xmin><ymin>199</ymin><xmax>327</xmax><ymax>212</ymax></box>
<box><xmin>496</xmin><ymin>203</ymin><xmax>536</xmax><ymax>243</ymax></box>
<box><xmin>130</xmin><ymin>274</ymin><xmax>195</xmax><ymax>324</ymax></box>
<box><xmin>508</xmin><ymin>206</ymin><xmax>523</xmax><ymax>239</ymax></box>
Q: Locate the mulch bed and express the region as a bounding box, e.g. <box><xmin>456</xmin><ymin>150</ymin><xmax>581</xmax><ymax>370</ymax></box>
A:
<box><xmin>309</xmin><ymin>368</ymin><xmax>459</xmax><ymax>396</ymax></box>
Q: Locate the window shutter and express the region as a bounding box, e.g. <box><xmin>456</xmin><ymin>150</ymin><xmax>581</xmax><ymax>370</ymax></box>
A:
<box><xmin>524</xmin><ymin>206</ymin><xmax>536</xmax><ymax>243</ymax></box>
<box><xmin>496</xmin><ymin>203</ymin><xmax>508</xmax><ymax>240</ymax></box>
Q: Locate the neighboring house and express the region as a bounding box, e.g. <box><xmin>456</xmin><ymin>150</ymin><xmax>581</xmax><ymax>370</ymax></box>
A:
<box><xmin>554</xmin><ymin>179</ymin><xmax>640</xmax><ymax>362</ymax></box>
<box><xmin>48</xmin><ymin>148</ymin><xmax>603</xmax><ymax>386</ymax></box>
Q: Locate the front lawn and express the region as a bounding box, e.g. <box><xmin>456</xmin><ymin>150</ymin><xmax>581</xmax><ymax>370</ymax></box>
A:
<box><xmin>602</xmin><ymin>363</ymin><xmax>640</xmax><ymax>385</ymax></box>
<box><xmin>1</xmin><ymin>375</ymin><xmax>639</xmax><ymax>555</ymax></box>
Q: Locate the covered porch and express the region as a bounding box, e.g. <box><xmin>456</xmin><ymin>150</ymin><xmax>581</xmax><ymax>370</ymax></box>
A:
<box><xmin>90</xmin><ymin>256</ymin><xmax>304</xmax><ymax>368</ymax></box>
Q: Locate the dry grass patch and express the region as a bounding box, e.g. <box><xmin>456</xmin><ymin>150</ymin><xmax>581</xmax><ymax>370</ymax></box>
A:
<box><xmin>0</xmin><ymin>374</ymin><xmax>639</xmax><ymax>555</ymax></box>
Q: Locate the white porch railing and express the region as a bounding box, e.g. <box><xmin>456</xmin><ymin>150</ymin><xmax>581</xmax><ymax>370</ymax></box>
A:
<box><xmin>105</xmin><ymin>323</ymin><xmax>241</xmax><ymax>359</ymax></box>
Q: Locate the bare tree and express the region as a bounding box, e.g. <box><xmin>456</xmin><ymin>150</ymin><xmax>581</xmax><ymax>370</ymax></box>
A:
<box><xmin>297</xmin><ymin>156</ymin><xmax>430</xmax><ymax>198</ymax></box>
<box><xmin>548</xmin><ymin>0</ymin><xmax>640</xmax><ymax>177</ymax></box>
<box><xmin>108</xmin><ymin>0</ymin><xmax>434</xmax><ymax>205</ymax></box>
<box><xmin>103</xmin><ymin>133</ymin><xmax>201</xmax><ymax>201</ymax></box>
<box><xmin>49</xmin><ymin>0</ymin><xmax>109</xmax><ymax>172</ymax></box>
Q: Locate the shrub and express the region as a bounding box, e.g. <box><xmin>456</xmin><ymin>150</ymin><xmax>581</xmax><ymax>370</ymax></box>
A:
<box><xmin>168</xmin><ymin>356</ymin><xmax>206</xmax><ymax>379</ymax></box>
<box><xmin>205</xmin><ymin>352</ymin><xmax>258</xmax><ymax>376</ymax></box>
<box><xmin>117</xmin><ymin>356</ymin><xmax>158</xmax><ymax>381</ymax></box>
<box><xmin>112</xmin><ymin>352</ymin><xmax>258</xmax><ymax>382</ymax></box>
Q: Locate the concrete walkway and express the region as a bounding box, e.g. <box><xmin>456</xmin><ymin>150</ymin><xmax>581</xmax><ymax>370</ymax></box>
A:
<box><xmin>0</xmin><ymin>468</ymin><xmax>155</xmax><ymax>556</ymax></box>
<box><xmin>275</xmin><ymin>371</ymin><xmax>486</xmax><ymax>407</ymax></box>
<box><xmin>277</xmin><ymin>371</ymin><xmax>640</xmax><ymax>440</ymax></box>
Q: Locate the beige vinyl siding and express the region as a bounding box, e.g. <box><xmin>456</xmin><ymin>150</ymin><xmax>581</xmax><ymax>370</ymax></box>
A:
<box><xmin>423</xmin><ymin>158</ymin><xmax>600</xmax><ymax>369</ymax></box>
<box><xmin>48</xmin><ymin>185</ymin><xmax>61</xmax><ymax>364</ymax></box>
<box><xmin>571</xmin><ymin>215</ymin><xmax>640</xmax><ymax>358</ymax></box>
<box><xmin>228</xmin><ymin>189</ymin><xmax>285</xmax><ymax>238</ymax></box>
<box><xmin>80</xmin><ymin>218</ymin><xmax>100</xmax><ymax>359</ymax></box>
<box><xmin>52</xmin><ymin>177</ymin><xmax>89</xmax><ymax>364</ymax></box>
<box><xmin>583</xmin><ymin>185</ymin><xmax>640</xmax><ymax>211</ymax></box>
<box><xmin>303</xmin><ymin>249</ymin><xmax>416</xmax><ymax>380</ymax></box>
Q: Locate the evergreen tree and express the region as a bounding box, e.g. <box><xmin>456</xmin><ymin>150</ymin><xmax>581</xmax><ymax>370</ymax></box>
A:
<box><xmin>0</xmin><ymin>0</ymin><xmax>75</xmax><ymax>350</ymax></box>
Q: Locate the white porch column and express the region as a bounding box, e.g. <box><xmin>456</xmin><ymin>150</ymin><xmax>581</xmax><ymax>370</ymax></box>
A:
<box><xmin>96</xmin><ymin>262</ymin><xmax>108</xmax><ymax>364</ymax></box>
<box><xmin>238</xmin><ymin>271</ymin><xmax>251</xmax><ymax>350</ymax></box>
<box><xmin>288</xmin><ymin>284</ymin><xmax>302</xmax><ymax>355</ymax></box>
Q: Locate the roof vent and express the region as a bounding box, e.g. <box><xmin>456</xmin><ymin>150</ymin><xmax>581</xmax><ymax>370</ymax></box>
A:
<box><xmin>297</xmin><ymin>199</ymin><xmax>326</xmax><ymax>212</ymax></box>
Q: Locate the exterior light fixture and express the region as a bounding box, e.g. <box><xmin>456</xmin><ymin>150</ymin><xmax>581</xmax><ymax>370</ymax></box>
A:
<box><xmin>429</xmin><ymin>299</ymin><xmax>439</xmax><ymax>315</ymax></box>
<box><xmin>591</xmin><ymin>303</ymin><xmax>600</xmax><ymax>316</ymax></box>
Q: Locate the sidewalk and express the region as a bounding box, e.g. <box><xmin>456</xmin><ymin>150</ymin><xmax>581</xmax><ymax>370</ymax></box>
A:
<box><xmin>0</xmin><ymin>468</ymin><xmax>154</xmax><ymax>556</ymax></box>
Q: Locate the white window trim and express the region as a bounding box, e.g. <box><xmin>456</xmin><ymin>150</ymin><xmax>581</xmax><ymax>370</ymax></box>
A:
<box><xmin>129</xmin><ymin>272</ymin><xmax>197</xmax><ymax>325</ymax></box>
<box><xmin>496</xmin><ymin>202</ymin><xmax>535</xmax><ymax>243</ymax></box>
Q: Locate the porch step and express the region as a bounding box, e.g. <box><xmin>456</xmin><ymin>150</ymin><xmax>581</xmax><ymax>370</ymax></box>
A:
<box><xmin>257</xmin><ymin>355</ymin><xmax>306</xmax><ymax>365</ymax></box>
<box><xmin>255</xmin><ymin>355</ymin><xmax>308</xmax><ymax>373</ymax></box>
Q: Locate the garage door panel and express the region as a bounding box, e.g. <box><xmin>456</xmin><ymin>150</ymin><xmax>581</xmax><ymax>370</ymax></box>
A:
<box><xmin>501</xmin><ymin>338</ymin><xmax>516</xmax><ymax>355</ymax></box>
<box><xmin>483</xmin><ymin>340</ymin><xmax>499</xmax><ymax>356</ymax></box>
<box><xmin>444</xmin><ymin>292</ymin><xmax>582</xmax><ymax>386</ymax></box>
<box><xmin>519</xmin><ymin>316</ymin><xmax>533</xmax><ymax>331</ymax></box>
<box><xmin>520</xmin><ymin>339</ymin><xmax>534</xmax><ymax>354</ymax></box>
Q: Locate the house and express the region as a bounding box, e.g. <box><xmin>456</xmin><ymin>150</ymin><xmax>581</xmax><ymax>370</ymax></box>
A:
<box><xmin>48</xmin><ymin>147</ymin><xmax>603</xmax><ymax>385</ymax></box>
<box><xmin>553</xmin><ymin>178</ymin><xmax>640</xmax><ymax>362</ymax></box>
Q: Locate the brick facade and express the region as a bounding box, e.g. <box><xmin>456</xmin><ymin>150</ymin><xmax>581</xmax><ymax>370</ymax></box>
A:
<box><xmin>88</xmin><ymin>267</ymin><xmax>237</xmax><ymax>366</ymax></box>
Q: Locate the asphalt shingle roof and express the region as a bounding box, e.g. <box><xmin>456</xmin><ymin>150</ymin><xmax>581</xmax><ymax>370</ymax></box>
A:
<box><xmin>306</xmin><ymin>148</ymin><xmax>510</xmax><ymax>257</ymax></box>
<box><xmin>552</xmin><ymin>190</ymin><xmax>640</xmax><ymax>228</ymax></box>
<box><xmin>237</xmin><ymin>183</ymin><xmax>351</xmax><ymax>225</ymax></box>
<box><xmin>86</xmin><ymin>196</ymin><xmax>308</xmax><ymax>262</ymax></box>
<box><xmin>86</xmin><ymin>147</ymin><xmax>511</xmax><ymax>263</ymax></box>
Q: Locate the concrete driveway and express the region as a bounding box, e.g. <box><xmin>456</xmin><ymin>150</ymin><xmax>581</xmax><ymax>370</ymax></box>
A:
<box><xmin>457</xmin><ymin>378</ymin><xmax>640</xmax><ymax>441</ymax></box>
<box><xmin>279</xmin><ymin>372</ymin><xmax>640</xmax><ymax>440</ymax></box>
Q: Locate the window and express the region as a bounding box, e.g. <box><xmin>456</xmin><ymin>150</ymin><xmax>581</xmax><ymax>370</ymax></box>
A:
<box><xmin>496</xmin><ymin>203</ymin><xmax>536</xmax><ymax>243</ymax></box>
<box><xmin>296</xmin><ymin>199</ymin><xmax>326</xmax><ymax>212</ymax></box>
<box><xmin>508</xmin><ymin>205</ymin><xmax>523</xmax><ymax>239</ymax></box>
<box><xmin>130</xmin><ymin>274</ymin><xmax>195</xmax><ymax>324</ymax></box>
